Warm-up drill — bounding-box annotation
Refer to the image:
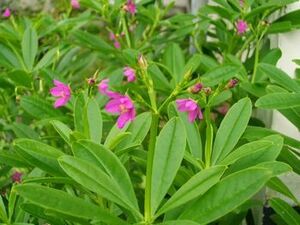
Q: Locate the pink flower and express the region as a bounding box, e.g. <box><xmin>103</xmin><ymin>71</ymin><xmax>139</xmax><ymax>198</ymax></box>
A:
<box><xmin>189</xmin><ymin>83</ymin><xmax>203</xmax><ymax>94</ymax></box>
<box><xmin>124</xmin><ymin>0</ymin><xmax>136</xmax><ymax>15</ymax></box>
<box><xmin>105</xmin><ymin>95</ymin><xmax>136</xmax><ymax>129</ymax></box>
<box><xmin>239</xmin><ymin>0</ymin><xmax>244</xmax><ymax>7</ymax></box>
<box><xmin>50</xmin><ymin>80</ymin><xmax>71</xmax><ymax>108</ymax></box>
<box><xmin>3</xmin><ymin>8</ymin><xmax>11</xmax><ymax>18</ymax></box>
<box><xmin>176</xmin><ymin>99</ymin><xmax>203</xmax><ymax>122</ymax></box>
<box><xmin>123</xmin><ymin>66</ymin><xmax>136</xmax><ymax>82</ymax></box>
<box><xmin>114</xmin><ymin>41</ymin><xmax>121</xmax><ymax>49</ymax></box>
<box><xmin>98</xmin><ymin>79</ymin><xmax>122</xmax><ymax>98</ymax></box>
<box><xmin>11</xmin><ymin>171</ymin><xmax>22</xmax><ymax>183</ymax></box>
<box><xmin>71</xmin><ymin>0</ymin><xmax>80</xmax><ymax>9</ymax></box>
<box><xmin>109</xmin><ymin>32</ymin><xmax>116</xmax><ymax>41</ymax></box>
<box><xmin>236</xmin><ymin>20</ymin><xmax>248</xmax><ymax>35</ymax></box>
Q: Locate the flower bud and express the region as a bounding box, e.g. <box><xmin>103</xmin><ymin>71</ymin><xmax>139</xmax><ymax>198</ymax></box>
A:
<box><xmin>188</xmin><ymin>83</ymin><xmax>203</xmax><ymax>94</ymax></box>
<box><xmin>227</xmin><ymin>79</ymin><xmax>239</xmax><ymax>89</ymax></box>
<box><xmin>203</xmin><ymin>87</ymin><xmax>212</xmax><ymax>95</ymax></box>
<box><xmin>138</xmin><ymin>55</ymin><xmax>148</xmax><ymax>70</ymax></box>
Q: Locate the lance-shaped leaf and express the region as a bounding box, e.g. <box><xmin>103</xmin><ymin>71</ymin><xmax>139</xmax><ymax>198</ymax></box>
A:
<box><xmin>151</xmin><ymin>118</ymin><xmax>186</xmax><ymax>215</ymax></box>
<box><xmin>157</xmin><ymin>166</ymin><xmax>226</xmax><ymax>216</ymax></box>
<box><xmin>83</xmin><ymin>98</ymin><xmax>102</xmax><ymax>144</ymax></box>
<box><xmin>22</xmin><ymin>26</ymin><xmax>38</xmax><ymax>71</ymax></box>
<box><xmin>51</xmin><ymin>120</ymin><xmax>72</xmax><ymax>146</ymax></box>
<box><xmin>269</xmin><ymin>198</ymin><xmax>300</xmax><ymax>225</ymax></box>
<box><xmin>212</xmin><ymin>98</ymin><xmax>252</xmax><ymax>164</ymax></box>
<box><xmin>256</xmin><ymin>93</ymin><xmax>300</xmax><ymax>109</ymax></box>
<box><xmin>59</xmin><ymin>153</ymin><xmax>140</xmax><ymax>217</ymax></box>
<box><xmin>258</xmin><ymin>63</ymin><xmax>300</xmax><ymax>92</ymax></box>
<box><xmin>156</xmin><ymin>221</ymin><xmax>200</xmax><ymax>225</ymax></box>
<box><xmin>72</xmin><ymin>140</ymin><xmax>138</xmax><ymax>210</ymax></box>
<box><xmin>14</xmin><ymin>139</ymin><xmax>65</xmax><ymax>176</ymax></box>
<box><xmin>179</xmin><ymin>167</ymin><xmax>272</xmax><ymax>224</ymax></box>
<box><xmin>15</xmin><ymin>184</ymin><xmax>127</xmax><ymax>225</ymax></box>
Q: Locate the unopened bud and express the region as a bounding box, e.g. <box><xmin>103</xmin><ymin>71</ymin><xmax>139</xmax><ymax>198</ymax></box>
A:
<box><xmin>138</xmin><ymin>54</ymin><xmax>148</xmax><ymax>69</ymax></box>
<box><xmin>203</xmin><ymin>87</ymin><xmax>212</xmax><ymax>95</ymax></box>
<box><xmin>227</xmin><ymin>79</ymin><xmax>239</xmax><ymax>89</ymax></box>
<box><xmin>87</xmin><ymin>78</ymin><xmax>96</xmax><ymax>85</ymax></box>
<box><xmin>188</xmin><ymin>83</ymin><xmax>203</xmax><ymax>94</ymax></box>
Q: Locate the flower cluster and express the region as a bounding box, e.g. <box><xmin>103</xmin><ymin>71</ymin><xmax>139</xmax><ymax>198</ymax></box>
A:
<box><xmin>50</xmin><ymin>66</ymin><xmax>136</xmax><ymax>129</ymax></box>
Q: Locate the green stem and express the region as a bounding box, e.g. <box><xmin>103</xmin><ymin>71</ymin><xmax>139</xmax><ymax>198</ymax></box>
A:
<box><xmin>144</xmin><ymin>113</ymin><xmax>159</xmax><ymax>223</ymax></box>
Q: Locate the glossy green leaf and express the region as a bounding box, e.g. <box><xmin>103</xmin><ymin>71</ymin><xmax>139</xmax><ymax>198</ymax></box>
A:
<box><xmin>34</xmin><ymin>48</ymin><xmax>58</xmax><ymax>70</ymax></box>
<box><xmin>156</xmin><ymin>221</ymin><xmax>200</xmax><ymax>225</ymax></box>
<box><xmin>59</xmin><ymin>153</ymin><xmax>140</xmax><ymax>217</ymax></box>
<box><xmin>179</xmin><ymin>168</ymin><xmax>272</xmax><ymax>224</ymax></box>
<box><xmin>9</xmin><ymin>123</ymin><xmax>39</xmax><ymax>140</ymax></box>
<box><xmin>219</xmin><ymin>140</ymin><xmax>274</xmax><ymax>165</ymax></box>
<box><xmin>20</xmin><ymin>96</ymin><xmax>64</xmax><ymax>119</ymax></box>
<box><xmin>267</xmin><ymin>177</ymin><xmax>299</xmax><ymax>204</ymax></box>
<box><xmin>151</xmin><ymin>118</ymin><xmax>186</xmax><ymax>214</ymax></box>
<box><xmin>15</xmin><ymin>184</ymin><xmax>127</xmax><ymax>225</ymax></box>
<box><xmin>269</xmin><ymin>198</ymin><xmax>300</xmax><ymax>225</ymax></box>
<box><xmin>256</xmin><ymin>93</ymin><xmax>300</xmax><ymax>109</ymax></box>
<box><xmin>202</xmin><ymin>65</ymin><xmax>241</xmax><ymax>86</ymax></box>
<box><xmin>212</xmin><ymin>98</ymin><xmax>252</xmax><ymax>164</ymax></box>
<box><xmin>157</xmin><ymin>166</ymin><xmax>226</xmax><ymax>215</ymax></box>
<box><xmin>258</xmin><ymin>63</ymin><xmax>300</xmax><ymax>92</ymax></box>
<box><xmin>8</xmin><ymin>70</ymin><xmax>31</xmax><ymax>88</ymax></box>
<box><xmin>163</xmin><ymin>43</ymin><xmax>185</xmax><ymax>84</ymax></box>
<box><xmin>83</xmin><ymin>98</ymin><xmax>102</xmax><ymax>144</ymax></box>
<box><xmin>74</xmin><ymin>93</ymin><xmax>85</xmax><ymax>133</ymax></box>
<box><xmin>14</xmin><ymin>139</ymin><xmax>65</xmax><ymax>176</ymax></box>
<box><xmin>51</xmin><ymin>120</ymin><xmax>72</xmax><ymax>145</ymax></box>
<box><xmin>117</xmin><ymin>112</ymin><xmax>152</xmax><ymax>150</ymax></box>
<box><xmin>22</xmin><ymin>26</ymin><xmax>38</xmax><ymax>71</ymax></box>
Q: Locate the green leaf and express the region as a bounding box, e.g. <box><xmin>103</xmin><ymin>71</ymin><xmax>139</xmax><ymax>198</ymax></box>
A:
<box><xmin>83</xmin><ymin>98</ymin><xmax>102</xmax><ymax>144</ymax></box>
<box><xmin>269</xmin><ymin>198</ymin><xmax>300</xmax><ymax>225</ymax></box>
<box><xmin>219</xmin><ymin>140</ymin><xmax>274</xmax><ymax>165</ymax></box>
<box><xmin>202</xmin><ymin>65</ymin><xmax>241</xmax><ymax>87</ymax></box>
<box><xmin>182</xmin><ymin>54</ymin><xmax>202</xmax><ymax>77</ymax></box>
<box><xmin>163</xmin><ymin>43</ymin><xmax>185</xmax><ymax>85</ymax></box>
<box><xmin>278</xmin><ymin>147</ymin><xmax>300</xmax><ymax>175</ymax></box>
<box><xmin>72</xmin><ymin>140</ymin><xmax>138</xmax><ymax>210</ymax></box>
<box><xmin>258</xmin><ymin>63</ymin><xmax>300</xmax><ymax>92</ymax></box>
<box><xmin>156</xmin><ymin>221</ymin><xmax>200</xmax><ymax>225</ymax></box>
<box><xmin>34</xmin><ymin>48</ymin><xmax>58</xmax><ymax>70</ymax></box>
<box><xmin>8</xmin><ymin>70</ymin><xmax>31</xmax><ymax>88</ymax></box>
<box><xmin>225</xmin><ymin>135</ymin><xmax>283</xmax><ymax>174</ymax></box>
<box><xmin>267</xmin><ymin>177</ymin><xmax>299</xmax><ymax>204</ymax></box>
<box><xmin>157</xmin><ymin>166</ymin><xmax>226</xmax><ymax>215</ymax></box>
<box><xmin>20</xmin><ymin>96</ymin><xmax>64</xmax><ymax>119</ymax></box>
<box><xmin>0</xmin><ymin>151</ymin><xmax>30</xmax><ymax>168</ymax></box>
<box><xmin>179</xmin><ymin>167</ymin><xmax>272</xmax><ymax>224</ymax></box>
<box><xmin>151</xmin><ymin>118</ymin><xmax>186</xmax><ymax>214</ymax></box>
<box><xmin>212</xmin><ymin>98</ymin><xmax>252</xmax><ymax>164</ymax></box>
<box><xmin>15</xmin><ymin>184</ymin><xmax>127</xmax><ymax>225</ymax></box>
<box><xmin>74</xmin><ymin>93</ymin><xmax>85</xmax><ymax>133</ymax></box>
<box><xmin>22</xmin><ymin>26</ymin><xmax>38</xmax><ymax>71</ymax></box>
<box><xmin>59</xmin><ymin>153</ymin><xmax>138</xmax><ymax>216</ymax></box>
<box><xmin>0</xmin><ymin>43</ymin><xmax>22</xmax><ymax>69</ymax></box>
<box><xmin>51</xmin><ymin>120</ymin><xmax>72</xmax><ymax>145</ymax></box>
<box><xmin>9</xmin><ymin>123</ymin><xmax>39</xmax><ymax>140</ymax></box>
<box><xmin>117</xmin><ymin>112</ymin><xmax>152</xmax><ymax>150</ymax></box>
<box><xmin>256</xmin><ymin>161</ymin><xmax>292</xmax><ymax>177</ymax></box>
<box><xmin>14</xmin><ymin>139</ymin><xmax>65</xmax><ymax>176</ymax></box>
<box><xmin>255</xmin><ymin>93</ymin><xmax>300</xmax><ymax>109</ymax></box>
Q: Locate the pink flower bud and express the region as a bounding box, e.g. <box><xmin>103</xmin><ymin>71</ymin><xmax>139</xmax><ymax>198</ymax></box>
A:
<box><xmin>3</xmin><ymin>8</ymin><xmax>11</xmax><ymax>18</ymax></box>
<box><xmin>71</xmin><ymin>0</ymin><xmax>80</xmax><ymax>9</ymax></box>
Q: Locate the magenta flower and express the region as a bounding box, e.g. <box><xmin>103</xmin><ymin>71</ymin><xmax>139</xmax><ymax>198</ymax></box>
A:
<box><xmin>105</xmin><ymin>95</ymin><xmax>136</xmax><ymax>129</ymax></box>
<box><xmin>236</xmin><ymin>20</ymin><xmax>248</xmax><ymax>35</ymax></box>
<box><xmin>124</xmin><ymin>0</ymin><xmax>136</xmax><ymax>15</ymax></box>
<box><xmin>114</xmin><ymin>41</ymin><xmax>121</xmax><ymax>49</ymax></box>
<box><xmin>176</xmin><ymin>99</ymin><xmax>203</xmax><ymax>122</ymax></box>
<box><xmin>50</xmin><ymin>80</ymin><xmax>71</xmax><ymax>108</ymax></box>
<box><xmin>98</xmin><ymin>79</ymin><xmax>122</xmax><ymax>98</ymax></box>
<box><xmin>71</xmin><ymin>0</ymin><xmax>80</xmax><ymax>9</ymax></box>
<box><xmin>11</xmin><ymin>171</ymin><xmax>22</xmax><ymax>183</ymax></box>
<box><xmin>3</xmin><ymin>8</ymin><xmax>11</xmax><ymax>18</ymax></box>
<box><xmin>189</xmin><ymin>83</ymin><xmax>203</xmax><ymax>94</ymax></box>
<box><xmin>123</xmin><ymin>66</ymin><xmax>136</xmax><ymax>82</ymax></box>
